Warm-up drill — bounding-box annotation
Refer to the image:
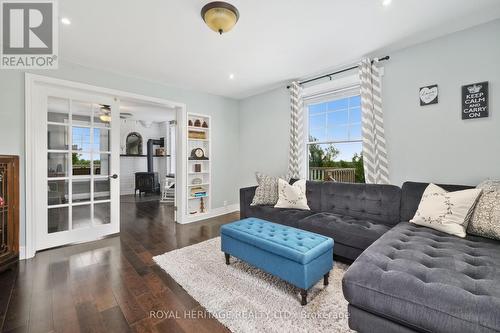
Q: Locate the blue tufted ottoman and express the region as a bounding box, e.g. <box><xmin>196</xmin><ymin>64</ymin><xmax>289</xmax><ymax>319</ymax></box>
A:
<box><xmin>221</xmin><ymin>217</ymin><xmax>334</xmax><ymax>305</ymax></box>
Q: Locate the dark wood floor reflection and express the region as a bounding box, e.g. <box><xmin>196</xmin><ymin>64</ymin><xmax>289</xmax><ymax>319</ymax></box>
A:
<box><xmin>0</xmin><ymin>197</ymin><xmax>239</xmax><ymax>333</ymax></box>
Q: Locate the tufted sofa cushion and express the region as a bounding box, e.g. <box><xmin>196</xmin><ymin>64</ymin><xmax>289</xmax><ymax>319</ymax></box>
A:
<box><xmin>318</xmin><ymin>182</ymin><xmax>401</xmax><ymax>226</ymax></box>
<box><xmin>343</xmin><ymin>222</ymin><xmax>500</xmax><ymax>333</ymax></box>
<box><xmin>241</xmin><ymin>205</ymin><xmax>315</xmax><ymax>228</ymax></box>
<box><xmin>221</xmin><ymin>218</ymin><xmax>333</xmax><ymax>264</ymax></box>
<box><xmin>298</xmin><ymin>212</ymin><xmax>392</xmax><ymax>251</ymax></box>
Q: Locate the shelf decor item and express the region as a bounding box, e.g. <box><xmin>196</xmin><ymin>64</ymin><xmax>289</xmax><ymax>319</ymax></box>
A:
<box><xmin>194</xmin><ymin>119</ymin><xmax>202</xmax><ymax>127</ymax></box>
<box><xmin>194</xmin><ymin>164</ymin><xmax>202</xmax><ymax>173</ymax></box>
<box><xmin>190</xmin><ymin>148</ymin><xmax>208</xmax><ymax>160</ymax></box>
<box><xmin>200</xmin><ymin>197</ymin><xmax>205</xmax><ymax>213</ymax></box>
<box><xmin>202</xmin><ymin>121</ymin><xmax>209</xmax><ymax>128</ymax></box>
<box><xmin>188</xmin><ymin>119</ymin><xmax>193</xmax><ymax>126</ymax></box>
<box><xmin>192</xmin><ymin>178</ymin><xmax>203</xmax><ymax>185</ymax></box>
<box><xmin>190</xmin><ymin>187</ymin><xmax>207</xmax><ymax>197</ymax></box>
<box><xmin>188</xmin><ymin>130</ymin><xmax>206</xmax><ymax>139</ymax></box>
<box><xmin>155</xmin><ymin>148</ymin><xmax>166</xmax><ymax>156</ymax></box>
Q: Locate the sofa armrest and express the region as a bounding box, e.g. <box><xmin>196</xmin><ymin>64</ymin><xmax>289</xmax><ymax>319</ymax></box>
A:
<box><xmin>239</xmin><ymin>186</ymin><xmax>257</xmax><ymax>219</ymax></box>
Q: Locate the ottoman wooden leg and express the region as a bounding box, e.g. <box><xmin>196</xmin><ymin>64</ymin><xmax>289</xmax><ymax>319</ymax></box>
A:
<box><xmin>300</xmin><ymin>289</ymin><xmax>308</xmax><ymax>306</ymax></box>
<box><xmin>324</xmin><ymin>272</ymin><xmax>330</xmax><ymax>286</ymax></box>
<box><xmin>224</xmin><ymin>253</ymin><xmax>230</xmax><ymax>265</ymax></box>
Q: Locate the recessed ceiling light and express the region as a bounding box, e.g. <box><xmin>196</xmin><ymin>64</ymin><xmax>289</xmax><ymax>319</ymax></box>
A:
<box><xmin>61</xmin><ymin>17</ymin><xmax>71</xmax><ymax>25</ymax></box>
<box><xmin>229</xmin><ymin>73</ymin><xmax>235</xmax><ymax>80</ymax></box>
<box><xmin>382</xmin><ymin>0</ymin><xmax>392</xmax><ymax>6</ymax></box>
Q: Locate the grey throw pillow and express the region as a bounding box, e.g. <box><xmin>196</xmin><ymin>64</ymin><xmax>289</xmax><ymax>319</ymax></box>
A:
<box><xmin>467</xmin><ymin>180</ymin><xmax>500</xmax><ymax>241</ymax></box>
<box><xmin>251</xmin><ymin>172</ymin><xmax>285</xmax><ymax>206</ymax></box>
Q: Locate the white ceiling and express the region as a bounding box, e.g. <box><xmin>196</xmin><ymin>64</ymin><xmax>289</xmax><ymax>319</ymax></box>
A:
<box><xmin>59</xmin><ymin>0</ymin><xmax>500</xmax><ymax>99</ymax></box>
<box><xmin>120</xmin><ymin>99</ymin><xmax>176</xmax><ymax>123</ymax></box>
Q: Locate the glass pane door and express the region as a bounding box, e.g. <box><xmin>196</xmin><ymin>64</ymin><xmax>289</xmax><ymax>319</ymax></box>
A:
<box><xmin>41</xmin><ymin>90</ymin><xmax>118</xmax><ymax>250</ymax></box>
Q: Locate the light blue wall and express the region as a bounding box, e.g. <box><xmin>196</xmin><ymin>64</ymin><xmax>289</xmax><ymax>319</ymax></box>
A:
<box><xmin>238</xmin><ymin>88</ymin><xmax>291</xmax><ymax>187</ymax></box>
<box><xmin>0</xmin><ymin>62</ymin><xmax>240</xmax><ymax>248</ymax></box>
<box><xmin>382</xmin><ymin>19</ymin><xmax>500</xmax><ymax>186</ymax></box>
<box><xmin>238</xmin><ymin>19</ymin><xmax>500</xmax><ymax>187</ymax></box>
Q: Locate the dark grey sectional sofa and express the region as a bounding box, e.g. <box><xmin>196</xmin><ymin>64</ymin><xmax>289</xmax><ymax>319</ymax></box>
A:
<box><xmin>240</xmin><ymin>181</ymin><xmax>402</xmax><ymax>261</ymax></box>
<box><xmin>240</xmin><ymin>181</ymin><xmax>500</xmax><ymax>332</ymax></box>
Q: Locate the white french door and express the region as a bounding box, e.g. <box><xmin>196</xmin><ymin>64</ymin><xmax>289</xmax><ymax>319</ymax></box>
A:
<box><xmin>33</xmin><ymin>86</ymin><xmax>120</xmax><ymax>251</ymax></box>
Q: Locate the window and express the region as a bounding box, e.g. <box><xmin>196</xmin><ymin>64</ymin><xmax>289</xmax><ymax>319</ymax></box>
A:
<box><xmin>307</xmin><ymin>94</ymin><xmax>364</xmax><ymax>183</ymax></box>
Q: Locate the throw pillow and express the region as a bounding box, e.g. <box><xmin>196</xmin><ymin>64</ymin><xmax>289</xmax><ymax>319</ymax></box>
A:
<box><xmin>251</xmin><ymin>172</ymin><xmax>281</xmax><ymax>206</ymax></box>
<box><xmin>410</xmin><ymin>183</ymin><xmax>482</xmax><ymax>238</ymax></box>
<box><xmin>274</xmin><ymin>179</ymin><xmax>310</xmax><ymax>210</ymax></box>
<box><xmin>467</xmin><ymin>180</ymin><xmax>500</xmax><ymax>240</ymax></box>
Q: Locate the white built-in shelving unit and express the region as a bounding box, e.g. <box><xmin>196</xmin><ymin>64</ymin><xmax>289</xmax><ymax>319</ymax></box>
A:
<box><xmin>186</xmin><ymin>113</ymin><xmax>211</xmax><ymax>217</ymax></box>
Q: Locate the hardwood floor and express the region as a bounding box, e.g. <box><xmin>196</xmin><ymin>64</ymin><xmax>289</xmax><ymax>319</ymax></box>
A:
<box><xmin>0</xmin><ymin>197</ymin><xmax>240</xmax><ymax>333</ymax></box>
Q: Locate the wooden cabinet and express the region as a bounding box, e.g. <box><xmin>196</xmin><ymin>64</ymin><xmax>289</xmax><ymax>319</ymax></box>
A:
<box><xmin>0</xmin><ymin>156</ymin><xmax>19</xmax><ymax>271</ymax></box>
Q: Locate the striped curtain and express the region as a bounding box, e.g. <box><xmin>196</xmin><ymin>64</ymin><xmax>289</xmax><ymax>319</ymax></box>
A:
<box><xmin>287</xmin><ymin>81</ymin><xmax>304</xmax><ymax>179</ymax></box>
<box><xmin>359</xmin><ymin>58</ymin><xmax>390</xmax><ymax>184</ymax></box>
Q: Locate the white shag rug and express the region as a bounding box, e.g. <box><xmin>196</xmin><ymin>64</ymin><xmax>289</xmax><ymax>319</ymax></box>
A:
<box><xmin>153</xmin><ymin>237</ymin><xmax>353</xmax><ymax>333</ymax></box>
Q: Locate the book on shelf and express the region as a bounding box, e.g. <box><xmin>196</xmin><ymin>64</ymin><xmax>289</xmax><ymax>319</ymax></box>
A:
<box><xmin>190</xmin><ymin>187</ymin><xmax>207</xmax><ymax>197</ymax></box>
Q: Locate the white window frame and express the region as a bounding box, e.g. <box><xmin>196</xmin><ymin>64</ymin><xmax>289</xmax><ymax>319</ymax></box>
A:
<box><xmin>302</xmin><ymin>74</ymin><xmax>361</xmax><ymax>179</ymax></box>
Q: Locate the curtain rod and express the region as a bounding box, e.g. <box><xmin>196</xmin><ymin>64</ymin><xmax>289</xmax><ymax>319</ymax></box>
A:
<box><xmin>286</xmin><ymin>55</ymin><xmax>390</xmax><ymax>89</ymax></box>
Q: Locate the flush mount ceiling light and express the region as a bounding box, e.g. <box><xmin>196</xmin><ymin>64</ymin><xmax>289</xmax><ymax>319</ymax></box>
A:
<box><xmin>382</xmin><ymin>0</ymin><xmax>392</xmax><ymax>6</ymax></box>
<box><xmin>201</xmin><ymin>1</ymin><xmax>239</xmax><ymax>35</ymax></box>
<box><xmin>61</xmin><ymin>17</ymin><xmax>71</xmax><ymax>25</ymax></box>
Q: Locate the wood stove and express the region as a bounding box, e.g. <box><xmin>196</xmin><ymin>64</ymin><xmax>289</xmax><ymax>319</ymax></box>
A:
<box><xmin>134</xmin><ymin>138</ymin><xmax>164</xmax><ymax>196</ymax></box>
<box><xmin>134</xmin><ymin>172</ymin><xmax>159</xmax><ymax>196</ymax></box>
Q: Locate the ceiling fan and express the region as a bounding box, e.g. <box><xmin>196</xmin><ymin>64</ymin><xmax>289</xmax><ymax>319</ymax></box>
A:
<box><xmin>98</xmin><ymin>104</ymin><xmax>111</xmax><ymax>122</ymax></box>
<box><xmin>98</xmin><ymin>105</ymin><xmax>134</xmax><ymax>122</ymax></box>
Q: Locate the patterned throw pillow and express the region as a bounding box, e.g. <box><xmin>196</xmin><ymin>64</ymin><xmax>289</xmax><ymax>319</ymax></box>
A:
<box><xmin>467</xmin><ymin>180</ymin><xmax>500</xmax><ymax>240</ymax></box>
<box><xmin>274</xmin><ymin>179</ymin><xmax>310</xmax><ymax>210</ymax></box>
<box><xmin>410</xmin><ymin>183</ymin><xmax>482</xmax><ymax>238</ymax></box>
<box><xmin>251</xmin><ymin>172</ymin><xmax>282</xmax><ymax>206</ymax></box>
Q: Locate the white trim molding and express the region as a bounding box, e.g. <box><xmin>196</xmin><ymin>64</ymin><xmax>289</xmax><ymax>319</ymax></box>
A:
<box><xmin>303</xmin><ymin>73</ymin><xmax>360</xmax><ymax>100</ymax></box>
<box><xmin>24</xmin><ymin>73</ymin><xmax>188</xmax><ymax>258</ymax></box>
<box><xmin>178</xmin><ymin>203</ymin><xmax>240</xmax><ymax>224</ymax></box>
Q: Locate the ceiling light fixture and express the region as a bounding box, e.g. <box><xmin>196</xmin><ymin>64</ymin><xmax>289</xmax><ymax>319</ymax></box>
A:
<box><xmin>99</xmin><ymin>114</ymin><xmax>111</xmax><ymax>122</ymax></box>
<box><xmin>201</xmin><ymin>1</ymin><xmax>239</xmax><ymax>35</ymax></box>
<box><xmin>99</xmin><ymin>105</ymin><xmax>111</xmax><ymax>122</ymax></box>
<box><xmin>382</xmin><ymin>0</ymin><xmax>392</xmax><ymax>6</ymax></box>
<box><xmin>229</xmin><ymin>73</ymin><xmax>235</xmax><ymax>80</ymax></box>
<box><xmin>61</xmin><ymin>17</ymin><xmax>71</xmax><ymax>25</ymax></box>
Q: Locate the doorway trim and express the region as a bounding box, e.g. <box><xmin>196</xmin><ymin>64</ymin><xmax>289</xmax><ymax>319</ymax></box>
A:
<box><xmin>25</xmin><ymin>73</ymin><xmax>187</xmax><ymax>259</ymax></box>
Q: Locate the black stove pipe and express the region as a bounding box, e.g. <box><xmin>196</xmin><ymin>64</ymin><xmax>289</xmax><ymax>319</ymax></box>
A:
<box><xmin>147</xmin><ymin>138</ymin><xmax>164</xmax><ymax>173</ymax></box>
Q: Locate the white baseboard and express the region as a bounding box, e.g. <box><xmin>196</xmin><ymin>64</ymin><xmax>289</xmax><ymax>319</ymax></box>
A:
<box><xmin>179</xmin><ymin>203</ymin><xmax>240</xmax><ymax>224</ymax></box>
<box><xmin>19</xmin><ymin>246</ymin><xmax>26</xmax><ymax>260</ymax></box>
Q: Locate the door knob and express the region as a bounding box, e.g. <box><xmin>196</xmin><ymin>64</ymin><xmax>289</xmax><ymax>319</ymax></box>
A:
<box><xmin>110</xmin><ymin>174</ymin><xmax>118</xmax><ymax>179</ymax></box>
